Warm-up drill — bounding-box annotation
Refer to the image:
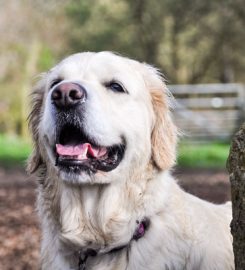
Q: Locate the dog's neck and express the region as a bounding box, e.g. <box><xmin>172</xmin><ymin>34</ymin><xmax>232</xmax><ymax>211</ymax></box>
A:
<box><xmin>39</xmin><ymin>164</ymin><xmax>170</xmax><ymax>253</ymax></box>
<box><xmin>59</xmin><ymin>172</ymin><xmax>153</xmax><ymax>251</ymax></box>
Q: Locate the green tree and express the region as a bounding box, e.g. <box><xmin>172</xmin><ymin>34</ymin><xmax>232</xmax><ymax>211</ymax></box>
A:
<box><xmin>66</xmin><ymin>0</ymin><xmax>245</xmax><ymax>84</ymax></box>
<box><xmin>0</xmin><ymin>0</ymin><xmax>67</xmax><ymax>135</ymax></box>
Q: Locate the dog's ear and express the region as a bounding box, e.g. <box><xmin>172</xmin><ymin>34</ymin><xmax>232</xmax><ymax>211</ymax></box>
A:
<box><xmin>143</xmin><ymin>65</ymin><xmax>177</xmax><ymax>170</ymax></box>
<box><xmin>27</xmin><ymin>76</ymin><xmax>46</xmax><ymax>174</ymax></box>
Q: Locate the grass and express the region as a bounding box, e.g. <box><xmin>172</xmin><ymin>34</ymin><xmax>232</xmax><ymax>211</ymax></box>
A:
<box><xmin>0</xmin><ymin>134</ymin><xmax>31</xmax><ymax>168</ymax></box>
<box><xmin>177</xmin><ymin>142</ymin><xmax>230</xmax><ymax>168</ymax></box>
<box><xmin>0</xmin><ymin>134</ymin><xmax>230</xmax><ymax>169</ymax></box>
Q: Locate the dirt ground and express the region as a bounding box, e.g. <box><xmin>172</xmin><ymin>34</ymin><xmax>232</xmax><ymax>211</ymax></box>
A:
<box><xmin>0</xmin><ymin>166</ymin><xmax>231</xmax><ymax>270</ymax></box>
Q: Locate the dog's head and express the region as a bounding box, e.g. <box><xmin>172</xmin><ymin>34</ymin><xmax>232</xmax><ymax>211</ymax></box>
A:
<box><xmin>28</xmin><ymin>52</ymin><xmax>177</xmax><ymax>184</ymax></box>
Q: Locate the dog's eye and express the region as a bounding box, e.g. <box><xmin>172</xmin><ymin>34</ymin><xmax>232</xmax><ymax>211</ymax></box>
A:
<box><xmin>106</xmin><ymin>81</ymin><xmax>127</xmax><ymax>93</ymax></box>
<box><xmin>50</xmin><ymin>78</ymin><xmax>62</xmax><ymax>89</ymax></box>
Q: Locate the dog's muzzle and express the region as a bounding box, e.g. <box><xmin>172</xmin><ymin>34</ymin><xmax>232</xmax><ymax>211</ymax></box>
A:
<box><xmin>50</xmin><ymin>82</ymin><xmax>126</xmax><ymax>175</ymax></box>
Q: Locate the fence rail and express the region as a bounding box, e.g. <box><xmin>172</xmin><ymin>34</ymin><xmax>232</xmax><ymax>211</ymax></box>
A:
<box><xmin>169</xmin><ymin>83</ymin><xmax>245</xmax><ymax>141</ymax></box>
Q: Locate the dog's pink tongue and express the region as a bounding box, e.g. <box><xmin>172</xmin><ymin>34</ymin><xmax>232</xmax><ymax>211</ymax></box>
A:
<box><xmin>56</xmin><ymin>144</ymin><xmax>89</xmax><ymax>157</ymax></box>
<box><xmin>56</xmin><ymin>143</ymin><xmax>107</xmax><ymax>159</ymax></box>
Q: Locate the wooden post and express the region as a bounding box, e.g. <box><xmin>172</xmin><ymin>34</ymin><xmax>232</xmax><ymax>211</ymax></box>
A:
<box><xmin>227</xmin><ymin>123</ymin><xmax>245</xmax><ymax>269</ymax></box>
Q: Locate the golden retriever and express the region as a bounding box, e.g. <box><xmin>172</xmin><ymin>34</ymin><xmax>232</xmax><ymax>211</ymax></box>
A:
<box><xmin>28</xmin><ymin>52</ymin><xmax>234</xmax><ymax>270</ymax></box>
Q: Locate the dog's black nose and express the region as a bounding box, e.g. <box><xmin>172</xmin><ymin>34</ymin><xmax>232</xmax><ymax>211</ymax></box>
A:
<box><xmin>51</xmin><ymin>82</ymin><xmax>86</xmax><ymax>108</ymax></box>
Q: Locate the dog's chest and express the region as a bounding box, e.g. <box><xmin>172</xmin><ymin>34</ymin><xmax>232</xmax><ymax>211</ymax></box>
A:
<box><xmin>58</xmin><ymin>185</ymin><xmax>134</xmax><ymax>250</ymax></box>
<box><xmin>59</xmin><ymin>187</ymin><xmax>105</xmax><ymax>247</ymax></box>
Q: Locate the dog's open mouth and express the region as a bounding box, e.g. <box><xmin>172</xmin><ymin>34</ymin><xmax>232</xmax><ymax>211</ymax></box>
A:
<box><xmin>54</xmin><ymin>124</ymin><xmax>125</xmax><ymax>174</ymax></box>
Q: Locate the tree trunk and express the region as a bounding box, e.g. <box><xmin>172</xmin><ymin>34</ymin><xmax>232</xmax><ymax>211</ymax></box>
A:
<box><xmin>20</xmin><ymin>38</ymin><xmax>41</xmax><ymax>138</ymax></box>
<box><xmin>170</xmin><ymin>20</ymin><xmax>180</xmax><ymax>84</ymax></box>
<box><xmin>227</xmin><ymin>123</ymin><xmax>245</xmax><ymax>270</ymax></box>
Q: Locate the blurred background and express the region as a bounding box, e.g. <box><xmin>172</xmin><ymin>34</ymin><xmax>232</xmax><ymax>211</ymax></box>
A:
<box><xmin>0</xmin><ymin>0</ymin><xmax>244</xmax><ymax>269</ymax></box>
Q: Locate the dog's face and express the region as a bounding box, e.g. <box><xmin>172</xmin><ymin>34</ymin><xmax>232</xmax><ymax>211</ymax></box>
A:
<box><xmin>28</xmin><ymin>52</ymin><xmax>177</xmax><ymax>184</ymax></box>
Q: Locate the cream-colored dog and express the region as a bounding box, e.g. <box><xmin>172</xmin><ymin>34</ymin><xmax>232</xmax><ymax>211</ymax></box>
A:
<box><xmin>28</xmin><ymin>52</ymin><xmax>234</xmax><ymax>270</ymax></box>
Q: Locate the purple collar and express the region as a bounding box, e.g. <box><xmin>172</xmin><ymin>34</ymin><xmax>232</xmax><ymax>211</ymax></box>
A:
<box><xmin>133</xmin><ymin>218</ymin><xmax>150</xmax><ymax>240</ymax></box>
<box><xmin>78</xmin><ymin>218</ymin><xmax>150</xmax><ymax>270</ymax></box>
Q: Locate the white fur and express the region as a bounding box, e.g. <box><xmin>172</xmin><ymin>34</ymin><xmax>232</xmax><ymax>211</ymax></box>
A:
<box><xmin>29</xmin><ymin>52</ymin><xmax>234</xmax><ymax>270</ymax></box>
